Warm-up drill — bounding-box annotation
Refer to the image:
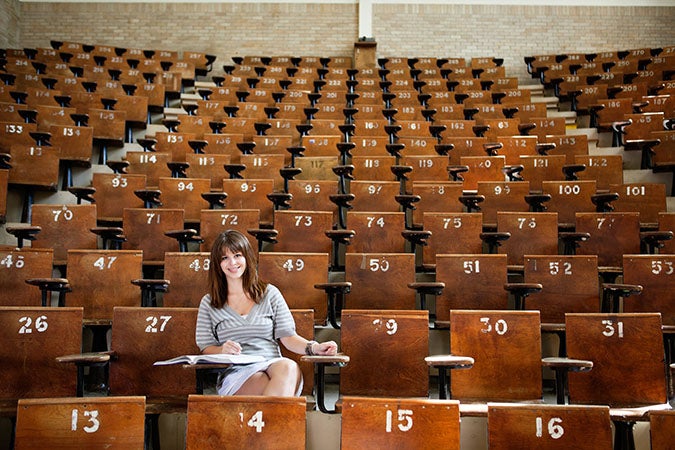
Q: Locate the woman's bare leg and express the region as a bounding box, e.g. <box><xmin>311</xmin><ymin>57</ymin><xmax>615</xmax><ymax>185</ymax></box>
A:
<box><xmin>262</xmin><ymin>359</ymin><xmax>302</xmax><ymax>396</ymax></box>
<box><xmin>234</xmin><ymin>358</ymin><xmax>302</xmax><ymax>396</ymax></box>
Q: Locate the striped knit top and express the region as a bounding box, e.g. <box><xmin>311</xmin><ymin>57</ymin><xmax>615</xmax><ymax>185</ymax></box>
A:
<box><xmin>195</xmin><ymin>284</ymin><xmax>297</xmax><ymax>359</ymax></box>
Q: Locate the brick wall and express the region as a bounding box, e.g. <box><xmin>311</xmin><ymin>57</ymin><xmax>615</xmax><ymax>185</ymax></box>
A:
<box><xmin>1</xmin><ymin>0</ymin><xmax>21</xmax><ymax>48</ymax></box>
<box><xmin>18</xmin><ymin>2</ymin><xmax>358</xmax><ymax>63</ymax></box>
<box><xmin>13</xmin><ymin>2</ymin><xmax>675</xmax><ymax>83</ymax></box>
<box><xmin>374</xmin><ymin>3</ymin><xmax>675</xmax><ymax>82</ymax></box>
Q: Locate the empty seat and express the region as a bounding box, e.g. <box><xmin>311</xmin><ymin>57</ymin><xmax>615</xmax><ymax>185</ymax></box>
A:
<box><xmin>487</xmin><ymin>403</ymin><xmax>612</xmax><ymax>450</ymax></box>
<box><xmin>0</xmin><ymin>248</ymin><xmax>54</xmax><ymax>307</ymax></box>
<box><xmin>496</xmin><ymin>212</ymin><xmax>560</xmax><ymax>269</ymax></box>
<box><xmin>161</xmin><ymin>252</ymin><xmax>210</xmax><ymax>308</ymax></box>
<box><xmin>649</xmin><ymin>410</ymin><xmax>675</xmax><ymax>450</ymax></box>
<box><xmin>433</xmin><ymin>255</ymin><xmax>510</xmax><ymax>328</ymax></box>
<box><xmin>339</xmin><ymin>309</ymin><xmax>430</xmax><ymax>398</ymax></box>
<box><xmin>186</xmin><ymin>395</ymin><xmax>306</xmax><ymax>450</ymax></box>
<box><xmin>432</xmin><ymin>310</ymin><xmax>544</xmax><ymax>409</ymax></box>
<box><xmin>341</xmin><ymin>396</ymin><xmax>460</xmax><ymax>450</ymax></box>
<box><xmin>0</xmin><ymin>307</ymin><xmax>82</xmax><ymax>417</ymax></box>
<box><xmin>15</xmin><ymin>396</ymin><xmax>146</xmax><ymax>450</ymax></box>
<box><xmin>554</xmin><ymin>313</ymin><xmax>670</xmax><ymax>450</ymax></box>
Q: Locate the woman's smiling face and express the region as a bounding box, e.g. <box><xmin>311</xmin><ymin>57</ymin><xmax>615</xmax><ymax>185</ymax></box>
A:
<box><xmin>220</xmin><ymin>247</ymin><xmax>247</xmax><ymax>281</ymax></box>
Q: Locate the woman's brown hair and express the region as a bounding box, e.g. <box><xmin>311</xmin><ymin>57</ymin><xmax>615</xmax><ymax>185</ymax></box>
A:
<box><xmin>208</xmin><ymin>230</ymin><xmax>267</xmax><ymax>308</ymax></box>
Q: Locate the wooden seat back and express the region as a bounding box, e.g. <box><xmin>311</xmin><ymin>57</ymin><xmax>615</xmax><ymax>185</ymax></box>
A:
<box><xmin>574</xmin><ymin>154</ymin><xmax>624</xmax><ymax>191</ymax></box>
<box><xmin>258</xmin><ymin>253</ymin><xmax>329</xmax><ymax>325</ymax></box>
<box><xmin>350</xmin><ymin>155</ymin><xmax>396</xmax><ymax>181</ymax></box>
<box><xmin>157</xmin><ymin>177</ymin><xmax>211</xmax><ymax>224</ymax></box>
<box><xmin>541</xmin><ymin>180</ymin><xmax>597</xmax><ymax>228</ymax></box>
<box><xmin>450</xmin><ymin>310</ymin><xmax>543</xmax><ymax>402</ymax></box>
<box><xmin>154</xmin><ymin>131</ymin><xmax>196</xmax><ymax>162</ymax></box>
<box><xmin>30</xmin><ymin>203</ymin><xmax>98</xmax><ymax>264</ymax></box>
<box><xmin>271</xmin><ymin>210</ymin><xmax>333</xmax><ymax>254</ymax></box>
<box><xmin>476</xmin><ymin>181</ymin><xmax>530</xmax><ymax>229</ymax></box>
<box><xmin>88</xmin><ymin>108</ymin><xmax>126</xmax><ymax>143</ymax></box>
<box><xmin>434</xmin><ymin>255</ymin><xmax>509</xmax><ymax>327</ymax></box>
<box><xmin>497</xmin><ymin>212</ymin><xmax>559</xmax><ymax>268</ymax></box>
<box><xmin>293</xmin><ymin>156</ymin><xmax>340</xmax><ymax>182</ymax></box>
<box><xmin>8</xmin><ymin>141</ymin><xmax>60</xmax><ymax>190</ymax></box>
<box><xmin>346</xmin><ymin>211</ymin><xmax>407</xmax><ymax>253</ymax></box>
<box><xmin>222</xmin><ymin>179</ymin><xmax>275</xmax><ymax>225</ymax></box>
<box><xmin>487</xmin><ymin>404</ymin><xmax>612</xmax><ymax>450</ymax></box>
<box><xmin>609</xmin><ymin>183</ymin><xmax>667</xmax><ymax>227</ymax></box>
<box><xmin>0</xmin><ymin>307</ymin><xmax>82</xmax><ymax>403</ymax></box>
<box><xmin>0</xmin><ymin>169</ymin><xmax>7</xmax><ymax>223</ymax></box>
<box><xmin>186</xmin><ymin>395</ymin><xmax>306</xmax><ymax>450</ymax></box>
<box><xmin>0</xmin><ymin>248</ymin><xmax>54</xmax><ymax>306</ymax></box>
<box><xmin>198</xmin><ymin>209</ymin><xmax>260</xmax><ymax>254</ymax></box>
<box><xmin>92</xmin><ymin>173</ymin><xmax>146</xmax><ymax>223</ymax></box>
<box><xmin>344</xmin><ymin>252</ymin><xmax>416</xmax><ymax>310</ymax></box>
<box><xmin>49</xmin><ymin>123</ymin><xmax>93</xmax><ymax>165</ymax></box>
<box><xmin>124</xmin><ymin>151</ymin><xmax>172</xmax><ymax>188</ymax></box>
<box><xmin>184</xmin><ymin>153</ymin><xmax>231</xmax><ymax>190</ymax></box>
<box><xmin>622</xmin><ymin>254</ymin><xmax>675</xmax><ymax>325</ymax></box>
<box><xmin>421</xmin><ymin>212</ymin><xmax>483</xmax><ymax>268</ymax></box>
<box><xmin>575</xmin><ymin>212</ymin><xmax>640</xmax><ymax>269</ymax></box>
<box><xmin>341</xmin><ymin>397</ymin><xmax>460</xmax><ymax>450</ymax></box>
<box><xmin>540</xmin><ymin>134</ymin><xmax>589</xmax><ymax>165</ymax></box>
<box><xmin>566</xmin><ymin>313</ymin><xmax>667</xmax><ymax>407</ymax></box>
<box><xmin>650</xmin><ymin>410</ymin><xmax>675</xmax><ymax>450</ymax></box>
<box><xmin>519</xmin><ymin>155</ymin><xmax>566</xmax><ymax>192</ymax></box>
<box><xmin>122</xmin><ymin>208</ymin><xmax>184</xmax><ymax>263</ymax></box>
<box><xmin>350</xmin><ymin>180</ymin><xmax>401</xmax><ymax>212</ymax></box>
<box><xmin>522</xmin><ymin>255</ymin><xmax>600</xmax><ymax>324</ymax></box>
<box><xmin>66</xmin><ymin>249</ymin><xmax>143</xmax><ymax>323</ymax></box>
<box><xmin>340</xmin><ymin>309</ymin><xmax>429</xmax><ymax>397</ymax></box>
<box><xmin>15</xmin><ymin>396</ymin><xmax>146</xmax><ymax>450</ymax></box>
<box><xmin>658</xmin><ymin>212</ymin><xmax>674</xmax><ymax>254</ymax></box>
<box><xmin>109</xmin><ymin>306</ymin><xmax>199</xmax><ymax>398</ymax></box>
<box><xmin>286</xmin><ymin>179</ymin><xmax>339</xmax><ymax>215</ymax></box>
<box><xmin>162</xmin><ymin>252</ymin><xmax>210</xmax><ymax>308</ymax></box>
<box><xmin>410</xmin><ymin>181</ymin><xmax>464</xmax><ymax>227</ymax></box>
<box><xmin>457</xmin><ymin>156</ymin><xmax>507</xmax><ymax>191</ymax></box>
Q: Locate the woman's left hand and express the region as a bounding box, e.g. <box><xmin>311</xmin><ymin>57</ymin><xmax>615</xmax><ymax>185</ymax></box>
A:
<box><xmin>313</xmin><ymin>340</ymin><xmax>338</xmax><ymax>356</ymax></box>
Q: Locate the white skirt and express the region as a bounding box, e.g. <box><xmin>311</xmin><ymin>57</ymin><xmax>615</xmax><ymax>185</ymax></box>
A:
<box><xmin>216</xmin><ymin>357</ymin><xmax>303</xmax><ymax>396</ymax></box>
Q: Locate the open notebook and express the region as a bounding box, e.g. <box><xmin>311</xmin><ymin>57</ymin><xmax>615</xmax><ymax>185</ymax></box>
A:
<box><xmin>154</xmin><ymin>354</ymin><xmax>265</xmax><ymax>366</ymax></box>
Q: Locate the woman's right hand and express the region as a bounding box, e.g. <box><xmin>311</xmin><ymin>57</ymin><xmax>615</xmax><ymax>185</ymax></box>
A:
<box><xmin>221</xmin><ymin>340</ymin><xmax>242</xmax><ymax>355</ymax></box>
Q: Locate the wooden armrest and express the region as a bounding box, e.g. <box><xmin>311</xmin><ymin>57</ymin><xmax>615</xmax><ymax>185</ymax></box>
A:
<box><xmin>300</xmin><ymin>354</ymin><xmax>350</xmax><ymax>366</ymax></box>
<box><xmin>389</xmin><ymin>165</ymin><xmax>413</xmax><ymax>180</ymax></box>
<box><xmin>57</xmin><ymin>351</ymin><xmax>114</xmax><ymax>365</ymax></box>
<box><xmin>201</xmin><ymin>191</ymin><xmax>227</xmax><ymax>209</ymax></box>
<box><xmin>504</xmin><ymin>283</ymin><xmax>543</xmax><ymax>309</ymax></box>
<box><xmin>542</xmin><ymin>356</ymin><xmax>593</xmax><ymax>372</ymax></box>
<box><xmin>542</xmin><ymin>356</ymin><xmax>593</xmax><ymax>405</ymax></box>
<box><xmin>267</xmin><ymin>192</ymin><xmax>292</xmax><ymax>209</ymax></box>
<box><xmin>57</xmin><ymin>351</ymin><xmax>115</xmax><ymax>397</ymax></box>
<box><xmin>480</xmin><ymin>231</ymin><xmax>511</xmax><ymax>253</ymax></box>
<box><xmin>425</xmin><ymin>355</ymin><xmax>475</xmax><ymax>369</ymax></box>
<box><xmin>325</xmin><ymin>229</ymin><xmax>355</xmax><ymax>245</ymax></box>
<box><xmin>459</xmin><ymin>194</ymin><xmax>485</xmax><ymax>212</ymax></box>
<box><xmin>395</xmin><ymin>194</ymin><xmax>421</xmax><ymax>210</ymax></box>
<box><xmin>5</xmin><ymin>225</ymin><xmax>42</xmax><ymax>248</ymax></box>
<box><xmin>134</xmin><ymin>189</ymin><xmax>162</xmax><ymax>208</ymax></box>
<box><xmin>402</xmin><ymin>229</ymin><xmax>431</xmax><ymax>247</ymax></box>
<box><xmin>165</xmin><ymin>229</ymin><xmax>203</xmax><ymax>248</ymax></box>
<box><xmin>409</xmin><ymin>281</ymin><xmax>445</xmax><ymax>296</ymax></box>
<box><xmin>132</xmin><ymin>278</ymin><xmax>170</xmax><ymax>307</ymax></box>
<box><xmin>248</xmin><ymin>228</ymin><xmax>278</xmax><ymax>244</ymax></box>
<box><xmin>314</xmin><ymin>282</ymin><xmax>351</xmax><ymax>295</ymax></box>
